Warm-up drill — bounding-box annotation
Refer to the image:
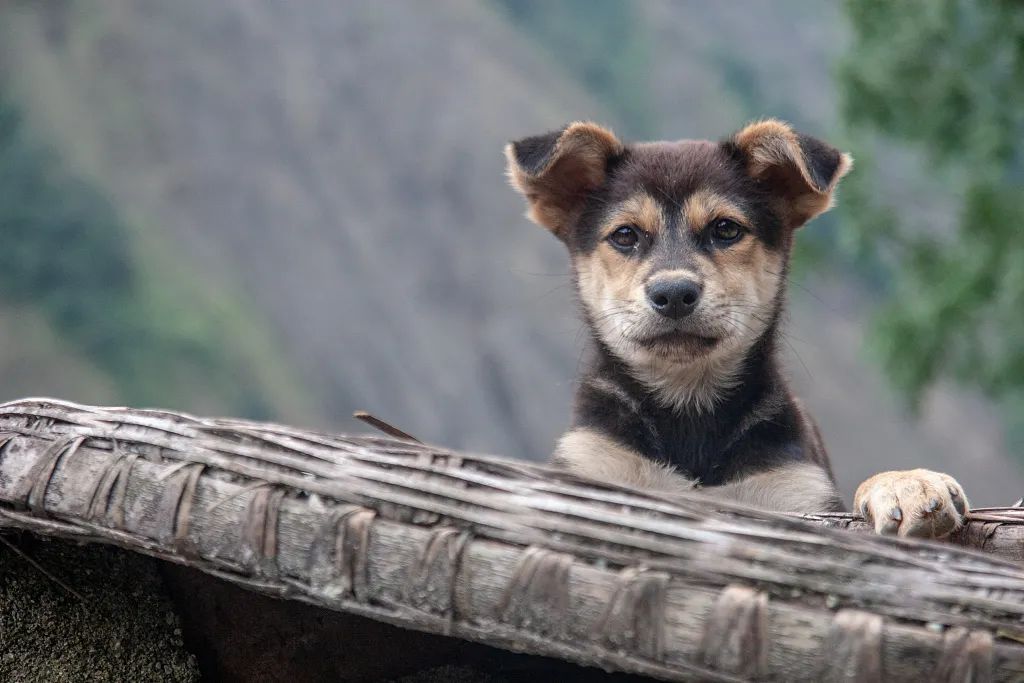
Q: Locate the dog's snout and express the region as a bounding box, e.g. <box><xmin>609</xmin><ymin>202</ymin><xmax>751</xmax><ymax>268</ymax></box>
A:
<box><xmin>646</xmin><ymin>278</ymin><xmax>703</xmax><ymax>319</ymax></box>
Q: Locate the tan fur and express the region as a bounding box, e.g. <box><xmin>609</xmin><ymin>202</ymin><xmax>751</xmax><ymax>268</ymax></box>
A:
<box><xmin>682</xmin><ymin>189</ymin><xmax>751</xmax><ymax>232</ymax></box>
<box><xmin>702</xmin><ymin>229</ymin><xmax>783</xmax><ymax>346</ymax></box>
<box><xmin>555</xmin><ymin>432</ymin><xmax>838</xmax><ymax>515</ymax></box>
<box><xmin>509</xmin><ymin>121</ymin><xmax>944</xmax><ymax>526</ymax></box>
<box><xmin>553</xmin><ymin>428</ymin><xmax>695</xmax><ymax>495</ymax></box>
<box><xmin>603</xmin><ymin>192</ymin><xmax>664</xmax><ymax>237</ymax></box>
<box><xmin>629</xmin><ymin>353</ymin><xmax>745</xmax><ymax>414</ymax></box>
<box><xmin>575</xmin><ymin>225</ymin><xmax>741</xmax><ymax>412</ymax></box>
<box><xmin>646</xmin><ymin>268</ymin><xmax>703</xmax><ymax>287</ymax></box>
<box><xmin>575</xmin><ymin>193</ymin><xmax>674</xmax><ymax>321</ymax></box>
<box><xmin>574</xmin><ymin>188</ymin><xmax>784</xmax><ymax>414</ymax></box>
<box><xmin>733</xmin><ymin>119</ymin><xmax>853</xmax><ymax>228</ymax></box>
<box><xmin>505</xmin><ymin>121</ymin><xmax>623</xmax><ymax>236</ymax></box>
<box><xmin>709</xmin><ymin>463</ymin><xmax>841</xmax><ymax>514</ymax></box>
<box><xmin>574</xmin><ymin>193</ymin><xmax>656</xmax><ymax>369</ymax></box>
<box><xmin>854</xmin><ymin>469</ymin><xmax>969</xmax><ymax>538</ymax></box>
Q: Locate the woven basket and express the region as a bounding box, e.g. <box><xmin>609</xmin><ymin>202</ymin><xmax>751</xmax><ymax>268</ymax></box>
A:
<box><xmin>0</xmin><ymin>398</ymin><xmax>1022</xmax><ymax>681</ymax></box>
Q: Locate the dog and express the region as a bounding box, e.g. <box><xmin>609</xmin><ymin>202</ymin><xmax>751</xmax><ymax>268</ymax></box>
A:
<box><xmin>505</xmin><ymin>119</ymin><xmax>968</xmax><ymax>538</ymax></box>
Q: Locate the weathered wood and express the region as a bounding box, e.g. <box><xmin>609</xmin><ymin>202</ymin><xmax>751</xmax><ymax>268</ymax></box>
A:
<box><xmin>806</xmin><ymin>509</ymin><xmax>1024</xmax><ymax>563</ymax></box>
<box><xmin>0</xmin><ymin>398</ymin><xmax>1023</xmax><ymax>681</ymax></box>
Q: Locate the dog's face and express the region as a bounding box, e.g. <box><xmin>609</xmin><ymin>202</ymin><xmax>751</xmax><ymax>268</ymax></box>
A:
<box><xmin>506</xmin><ymin>121</ymin><xmax>851</xmax><ymax>408</ymax></box>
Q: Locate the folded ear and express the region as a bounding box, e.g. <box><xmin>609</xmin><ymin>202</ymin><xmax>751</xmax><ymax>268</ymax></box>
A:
<box><xmin>731</xmin><ymin>119</ymin><xmax>852</xmax><ymax>229</ymax></box>
<box><xmin>505</xmin><ymin>122</ymin><xmax>623</xmax><ymax>238</ymax></box>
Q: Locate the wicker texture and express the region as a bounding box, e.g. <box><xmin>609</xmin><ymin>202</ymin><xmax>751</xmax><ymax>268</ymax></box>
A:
<box><xmin>0</xmin><ymin>398</ymin><xmax>1022</xmax><ymax>681</ymax></box>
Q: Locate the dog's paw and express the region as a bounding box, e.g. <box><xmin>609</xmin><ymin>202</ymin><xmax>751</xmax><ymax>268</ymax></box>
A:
<box><xmin>854</xmin><ymin>469</ymin><xmax>968</xmax><ymax>539</ymax></box>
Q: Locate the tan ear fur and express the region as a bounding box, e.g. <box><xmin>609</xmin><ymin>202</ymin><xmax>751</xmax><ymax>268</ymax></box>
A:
<box><xmin>505</xmin><ymin>122</ymin><xmax>623</xmax><ymax>237</ymax></box>
<box><xmin>733</xmin><ymin>119</ymin><xmax>853</xmax><ymax>229</ymax></box>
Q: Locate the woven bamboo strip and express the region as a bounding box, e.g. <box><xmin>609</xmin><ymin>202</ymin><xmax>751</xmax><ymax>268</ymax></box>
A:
<box><xmin>0</xmin><ymin>398</ymin><xmax>1022</xmax><ymax>681</ymax></box>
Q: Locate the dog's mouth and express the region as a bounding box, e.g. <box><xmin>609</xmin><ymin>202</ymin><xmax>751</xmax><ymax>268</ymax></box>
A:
<box><xmin>634</xmin><ymin>329</ymin><xmax>721</xmax><ymax>355</ymax></box>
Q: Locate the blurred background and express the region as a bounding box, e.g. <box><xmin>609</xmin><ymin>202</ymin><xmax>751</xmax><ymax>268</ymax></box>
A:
<box><xmin>0</xmin><ymin>0</ymin><xmax>1021</xmax><ymax>502</ymax></box>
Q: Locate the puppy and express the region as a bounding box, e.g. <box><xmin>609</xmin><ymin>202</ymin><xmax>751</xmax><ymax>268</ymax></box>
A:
<box><xmin>506</xmin><ymin>120</ymin><xmax>968</xmax><ymax>538</ymax></box>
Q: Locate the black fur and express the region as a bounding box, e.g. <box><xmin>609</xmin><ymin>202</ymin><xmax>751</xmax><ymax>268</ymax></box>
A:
<box><xmin>573</xmin><ymin>327</ymin><xmax>833</xmax><ymax>488</ymax></box>
<box><xmin>565</xmin><ymin>137</ymin><xmax>841</xmax><ymax>507</ymax></box>
<box><xmin>796</xmin><ymin>134</ymin><xmax>842</xmax><ymax>192</ymax></box>
<box><xmin>508</xmin><ymin>122</ymin><xmax>849</xmax><ymax>513</ymax></box>
<box><xmin>511</xmin><ymin>128</ymin><xmax>566</xmax><ymax>176</ymax></box>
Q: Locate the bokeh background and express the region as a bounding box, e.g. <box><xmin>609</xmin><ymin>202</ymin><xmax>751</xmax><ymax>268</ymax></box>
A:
<box><xmin>0</xmin><ymin>0</ymin><xmax>1021</xmax><ymax>502</ymax></box>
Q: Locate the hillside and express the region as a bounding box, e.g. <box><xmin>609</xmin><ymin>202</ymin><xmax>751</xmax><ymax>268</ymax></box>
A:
<box><xmin>0</xmin><ymin>0</ymin><xmax>1020</xmax><ymax>500</ymax></box>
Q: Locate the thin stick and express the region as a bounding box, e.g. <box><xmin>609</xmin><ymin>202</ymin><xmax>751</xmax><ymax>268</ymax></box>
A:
<box><xmin>0</xmin><ymin>535</ymin><xmax>85</xmax><ymax>602</ymax></box>
<box><xmin>352</xmin><ymin>411</ymin><xmax>423</xmax><ymax>443</ymax></box>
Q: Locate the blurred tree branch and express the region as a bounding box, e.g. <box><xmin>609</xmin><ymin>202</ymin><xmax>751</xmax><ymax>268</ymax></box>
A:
<box><xmin>839</xmin><ymin>0</ymin><xmax>1024</xmax><ymax>443</ymax></box>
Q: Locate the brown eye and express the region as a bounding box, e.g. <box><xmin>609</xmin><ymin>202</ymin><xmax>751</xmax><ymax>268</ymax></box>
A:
<box><xmin>608</xmin><ymin>225</ymin><xmax>640</xmax><ymax>250</ymax></box>
<box><xmin>711</xmin><ymin>219</ymin><xmax>743</xmax><ymax>244</ymax></box>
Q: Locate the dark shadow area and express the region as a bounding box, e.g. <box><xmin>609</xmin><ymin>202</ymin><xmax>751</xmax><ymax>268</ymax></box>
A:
<box><xmin>0</xmin><ymin>532</ymin><xmax>652</xmax><ymax>682</ymax></box>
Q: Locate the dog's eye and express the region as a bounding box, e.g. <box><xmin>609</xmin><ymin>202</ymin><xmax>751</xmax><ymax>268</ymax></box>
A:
<box><xmin>608</xmin><ymin>225</ymin><xmax>640</xmax><ymax>250</ymax></box>
<box><xmin>710</xmin><ymin>219</ymin><xmax>743</xmax><ymax>244</ymax></box>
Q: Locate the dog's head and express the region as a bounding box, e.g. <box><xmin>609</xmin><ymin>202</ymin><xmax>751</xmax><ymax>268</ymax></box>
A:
<box><xmin>506</xmin><ymin>120</ymin><xmax>851</xmax><ymax>409</ymax></box>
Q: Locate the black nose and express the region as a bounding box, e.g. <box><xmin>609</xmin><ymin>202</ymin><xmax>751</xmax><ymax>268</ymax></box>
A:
<box><xmin>645</xmin><ymin>278</ymin><xmax>703</xmax><ymax>319</ymax></box>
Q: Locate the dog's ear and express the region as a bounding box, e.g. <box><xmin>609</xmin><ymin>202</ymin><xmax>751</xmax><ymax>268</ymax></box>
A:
<box><xmin>506</xmin><ymin>122</ymin><xmax>623</xmax><ymax>238</ymax></box>
<box><xmin>731</xmin><ymin>119</ymin><xmax>852</xmax><ymax>229</ymax></box>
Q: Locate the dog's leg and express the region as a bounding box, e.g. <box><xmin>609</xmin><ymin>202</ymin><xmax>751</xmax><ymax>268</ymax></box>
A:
<box><xmin>553</xmin><ymin>428</ymin><xmax>696</xmax><ymax>495</ymax></box>
<box><xmin>707</xmin><ymin>463</ymin><xmax>844</xmax><ymax>514</ymax></box>
<box><xmin>853</xmin><ymin>469</ymin><xmax>968</xmax><ymax>538</ymax></box>
<box><xmin>554</xmin><ymin>432</ymin><xmax>842</xmax><ymax>512</ymax></box>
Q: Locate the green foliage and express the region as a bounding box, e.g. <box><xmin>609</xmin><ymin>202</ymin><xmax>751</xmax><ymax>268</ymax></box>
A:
<box><xmin>0</xmin><ymin>93</ymin><xmax>275</xmax><ymax>416</ymax></box>
<box><xmin>843</xmin><ymin>0</ymin><xmax>1023</xmax><ymax>170</ymax></box>
<box><xmin>839</xmin><ymin>0</ymin><xmax>1024</xmax><ymax>418</ymax></box>
<box><xmin>492</xmin><ymin>0</ymin><xmax>655</xmax><ymax>136</ymax></box>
